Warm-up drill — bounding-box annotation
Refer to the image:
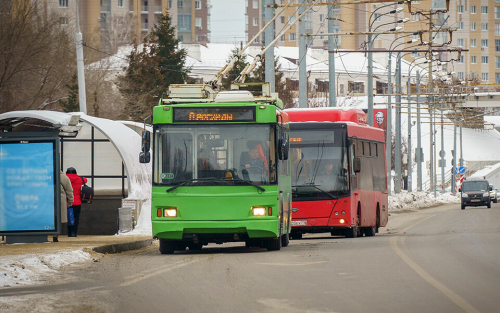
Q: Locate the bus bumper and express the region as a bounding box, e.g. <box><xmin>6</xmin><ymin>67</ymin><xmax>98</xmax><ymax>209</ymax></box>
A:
<box><xmin>153</xmin><ymin>220</ymin><xmax>280</xmax><ymax>240</ymax></box>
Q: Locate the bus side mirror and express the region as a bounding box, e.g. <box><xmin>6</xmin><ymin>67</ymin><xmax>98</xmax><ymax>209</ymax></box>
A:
<box><xmin>278</xmin><ymin>138</ymin><xmax>289</xmax><ymax>160</ymax></box>
<box><xmin>139</xmin><ymin>131</ymin><xmax>151</xmax><ymax>163</ymax></box>
<box><xmin>353</xmin><ymin>157</ymin><xmax>361</xmax><ymax>173</ymax></box>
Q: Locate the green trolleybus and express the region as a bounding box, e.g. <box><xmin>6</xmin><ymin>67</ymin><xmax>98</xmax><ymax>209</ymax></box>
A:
<box><xmin>140</xmin><ymin>83</ymin><xmax>292</xmax><ymax>254</ymax></box>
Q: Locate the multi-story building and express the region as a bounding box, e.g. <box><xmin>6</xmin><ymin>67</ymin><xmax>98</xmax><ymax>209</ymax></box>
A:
<box><xmin>246</xmin><ymin>0</ymin><xmax>500</xmax><ymax>85</ymax></box>
<box><xmin>46</xmin><ymin>0</ymin><xmax>210</xmax><ymax>53</ymax></box>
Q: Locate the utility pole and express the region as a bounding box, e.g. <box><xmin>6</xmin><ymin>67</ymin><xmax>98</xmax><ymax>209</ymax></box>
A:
<box><xmin>328</xmin><ymin>4</ymin><xmax>336</xmax><ymax>107</ymax></box>
<box><xmin>298</xmin><ymin>5</ymin><xmax>307</xmax><ymax>108</ymax></box>
<box><xmin>407</xmin><ymin>76</ymin><xmax>412</xmax><ymax>191</ymax></box>
<box><xmin>75</xmin><ymin>0</ymin><xmax>87</xmax><ymax>114</ymax></box>
<box><xmin>395</xmin><ymin>54</ymin><xmax>402</xmax><ymax>193</ymax></box>
<box><xmin>265</xmin><ymin>0</ymin><xmax>275</xmax><ymax>93</ymax></box>
<box><xmin>452</xmin><ymin>124</ymin><xmax>457</xmax><ymax>195</ymax></box>
<box><xmin>386</xmin><ymin>53</ymin><xmax>392</xmax><ymax>195</ymax></box>
<box><xmin>428</xmin><ymin>13</ymin><xmax>433</xmax><ymax>196</ymax></box>
<box><xmin>416</xmin><ymin>70</ymin><xmax>422</xmax><ymax>191</ymax></box>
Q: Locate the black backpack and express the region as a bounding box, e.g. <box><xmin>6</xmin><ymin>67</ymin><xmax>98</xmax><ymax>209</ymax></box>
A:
<box><xmin>80</xmin><ymin>176</ymin><xmax>94</xmax><ymax>204</ymax></box>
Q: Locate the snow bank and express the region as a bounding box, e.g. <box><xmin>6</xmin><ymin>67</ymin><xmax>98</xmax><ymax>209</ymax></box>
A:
<box><xmin>389</xmin><ymin>190</ymin><xmax>460</xmax><ymax>212</ymax></box>
<box><xmin>0</xmin><ymin>250</ymin><xmax>93</xmax><ymax>287</ymax></box>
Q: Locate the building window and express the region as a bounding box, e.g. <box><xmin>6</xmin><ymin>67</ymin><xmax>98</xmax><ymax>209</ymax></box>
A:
<box><xmin>457</xmin><ymin>22</ymin><xmax>464</xmax><ymax>30</ymax></box>
<box><xmin>253</xmin><ymin>17</ymin><xmax>258</xmax><ymax>26</ymax></box>
<box><xmin>280</xmin><ymin>34</ymin><xmax>284</xmax><ymax>41</ymax></box>
<box><xmin>471</xmin><ymin>39</ymin><xmax>477</xmax><ymax>47</ymax></box>
<box><xmin>482</xmin><ymin>23</ymin><xmax>489</xmax><ymax>31</ymax></box>
<box><xmin>482</xmin><ymin>56</ymin><xmax>489</xmax><ymax>64</ymax></box>
<box><xmin>482</xmin><ymin>39</ymin><xmax>489</xmax><ymax>48</ymax></box>
<box><xmin>118</xmin><ymin>0</ymin><xmax>124</xmax><ymax>7</ymax></box>
<box><xmin>496</xmin><ymin>73</ymin><xmax>500</xmax><ymax>84</ymax></box>
<box><xmin>457</xmin><ymin>38</ymin><xmax>464</xmax><ymax>47</ymax></box>
<box><xmin>471</xmin><ymin>22</ymin><xmax>477</xmax><ymax>30</ymax></box>
<box><xmin>319</xmin><ymin>14</ymin><xmax>325</xmax><ymax>23</ymax></box>
<box><xmin>471</xmin><ymin>6</ymin><xmax>477</xmax><ymax>14</ymax></box>
<box><xmin>496</xmin><ymin>56</ymin><xmax>500</xmax><ymax>69</ymax></box>
<box><xmin>471</xmin><ymin>55</ymin><xmax>477</xmax><ymax>64</ymax></box>
<box><xmin>411</xmin><ymin>13</ymin><xmax>420</xmax><ymax>21</ymax></box>
<box><xmin>496</xmin><ymin>23</ymin><xmax>500</xmax><ymax>35</ymax></box>
<box><xmin>306</xmin><ymin>12</ymin><xmax>312</xmax><ymax>29</ymax></box>
<box><xmin>320</xmin><ymin>31</ymin><xmax>324</xmax><ymax>39</ymax></box>
<box><xmin>60</xmin><ymin>17</ymin><xmax>68</xmax><ymax>25</ymax></box>
<box><xmin>374</xmin><ymin>14</ymin><xmax>381</xmax><ymax>22</ymax></box>
<box><xmin>482</xmin><ymin>73</ymin><xmax>489</xmax><ymax>81</ymax></box>
<box><xmin>59</xmin><ymin>0</ymin><xmax>68</xmax><ymax>8</ymax></box>
<box><xmin>280</xmin><ymin>16</ymin><xmax>285</xmax><ymax>23</ymax></box>
<box><xmin>178</xmin><ymin>14</ymin><xmax>191</xmax><ymax>31</ymax></box>
<box><xmin>481</xmin><ymin>6</ymin><xmax>488</xmax><ymax>14</ymax></box>
<box><xmin>289</xmin><ymin>33</ymin><xmax>296</xmax><ymax>41</ymax></box>
<box><xmin>471</xmin><ymin>72</ymin><xmax>477</xmax><ymax>79</ymax></box>
<box><xmin>288</xmin><ymin>15</ymin><xmax>295</xmax><ymax>24</ymax></box>
<box><xmin>458</xmin><ymin>72</ymin><xmax>464</xmax><ymax>80</ymax></box>
<box><xmin>496</xmin><ymin>39</ymin><xmax>500</xmax><ymax>51</ymax></box>
<box><xmin>496</xmin><ymin>7</ymin><xmax>500</xmax><ymax>19</ymax></box>
<box><xmin>195</xmin><ymin>17</ymin><xmax>202</xmax><ymax>29</ymax></box>
<box><xmin>459</xmin><ymin>55</ymin><xmax>464</xmax><ymax>63</ymax></box>
<box><xmin>178</xmin><ymin>0</ymin><xmax>183</xmax><ymax>9</ymax></box>
<box><xmin>253</xmin><ymin>0</ymin><xmax>258</xmax><ymax>9</ymax></box>
<box><xmin>195</xmin><ymin>0</ymin><xmax>201</xmax><ymax>9</ymax></box>
<box><xmin>457</xmin><ymin>5</ymin><xmax>463</xmax><ymax>13</ymax></box>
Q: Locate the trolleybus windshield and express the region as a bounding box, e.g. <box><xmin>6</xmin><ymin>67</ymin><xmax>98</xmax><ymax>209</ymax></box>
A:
<box><xmin>153</xmin><ymin>124</ymin><xmax>277</xmax><ymax>186</ymax></box>
<box><xmin>290</xmin><ymin>128</ymin><xmax>349</xmax><ymax>200</ymax></box>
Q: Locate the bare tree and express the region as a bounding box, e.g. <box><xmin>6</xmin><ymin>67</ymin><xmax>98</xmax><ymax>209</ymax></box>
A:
<box><xmin>100</xmin><ymin>12</ymin><xmax>136</xmax><ymax>55</ymax></box>
<box><xmin>0</xmin><ymin>1</ymin><xmax>76</xmax><ymax>113</ymax></box>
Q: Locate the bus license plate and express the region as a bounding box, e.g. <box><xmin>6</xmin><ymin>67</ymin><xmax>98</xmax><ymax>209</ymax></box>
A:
<box><xmin>471</xmin><ymin>199</ymin><xmax>480</xmax><ymax>202</ymax></box>
<box><xmin>291</xmin><ymin>220</ymin><xmax>307</xmax><ymax>226</ymax></box>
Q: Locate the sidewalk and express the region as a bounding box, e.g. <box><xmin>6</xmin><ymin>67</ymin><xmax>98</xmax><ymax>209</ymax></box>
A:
<box><xmin>0</xmin><ymin>234</ymin><xmax>154</xmax><ymax>257</ymax></box>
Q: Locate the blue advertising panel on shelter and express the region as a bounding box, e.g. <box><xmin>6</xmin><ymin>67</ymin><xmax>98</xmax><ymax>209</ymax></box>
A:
<box><xmin>0</xmin><ymin>141</ymin><xmax>57</xmax><ymax>232</ymax></box>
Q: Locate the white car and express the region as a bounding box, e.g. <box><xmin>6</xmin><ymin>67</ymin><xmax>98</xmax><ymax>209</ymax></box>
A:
<box><xmin>490</xmin><ymin>185</ymin><xmax>498</xmax><ymax>203</ymax></box>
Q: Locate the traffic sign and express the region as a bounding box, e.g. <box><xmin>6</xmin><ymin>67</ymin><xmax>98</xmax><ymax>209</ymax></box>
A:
<box><xmin>459</xmin><ymin>166</ymin><xmax>465</xmax><ymax>174</ymax></box>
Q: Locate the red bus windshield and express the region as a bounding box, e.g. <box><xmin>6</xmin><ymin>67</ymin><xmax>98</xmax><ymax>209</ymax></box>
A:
<box><xmin>290</xmin><ymin>128</ymin><xmax>349</xmax><ymax>200</ymax></box>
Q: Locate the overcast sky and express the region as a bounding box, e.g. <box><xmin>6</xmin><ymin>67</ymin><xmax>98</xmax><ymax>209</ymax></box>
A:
<box><xmin>210</xmin><ymin>0</ymin><xmax>246</xmax><ymax>44</ymax></box>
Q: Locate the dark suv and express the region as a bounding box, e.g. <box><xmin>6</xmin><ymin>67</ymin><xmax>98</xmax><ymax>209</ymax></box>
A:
<box><xmin>459</xmin><ymin>178</ymin><xmax>492</xmax><ymax>210</ymax></box>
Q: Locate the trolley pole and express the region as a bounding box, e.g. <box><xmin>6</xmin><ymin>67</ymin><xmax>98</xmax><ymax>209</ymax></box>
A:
<box><xmin>265</xmin><ymin>0</ymin><xmax>275</xmax><ymax>93</ymax></box>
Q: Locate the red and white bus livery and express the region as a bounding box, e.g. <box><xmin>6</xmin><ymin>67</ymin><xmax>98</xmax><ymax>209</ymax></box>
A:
<box><xmin>285</xmin><ymin>108</ymin><xmax>388</xmax><ymax>239</ymax></box>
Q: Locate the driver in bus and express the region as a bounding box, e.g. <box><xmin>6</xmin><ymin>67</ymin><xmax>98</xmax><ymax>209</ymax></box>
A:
<box><xmin>318</xmin><ymin>160</ymin><xmax>342</xmax><ymax>191</ymax></box>
<box><xmin>240</xmin><ymin>147</ymin><xmax>266</xmax><ymax>174</ymax></box>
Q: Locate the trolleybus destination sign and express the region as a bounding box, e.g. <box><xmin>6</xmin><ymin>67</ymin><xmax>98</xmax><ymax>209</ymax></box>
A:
<box><xmin>173</xmin><ymin>107</ymin><xmax>256</xmax><ymax>122</ymax></box>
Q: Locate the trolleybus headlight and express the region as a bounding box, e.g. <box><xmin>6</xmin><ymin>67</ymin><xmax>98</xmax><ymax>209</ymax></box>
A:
<box><xmin>164</xmin><ymin>208</ymin><xmax>177</xmax><ymax>217</ymax></box>
<box><xmin>252</xmin><ymin>207</ymin><xmax>266</xmax><ymax>216</ymax></box>
<box><xmin>339</xmin><ymin>219</ymin><xmax>345</xmax><ymax>224</ymax></box>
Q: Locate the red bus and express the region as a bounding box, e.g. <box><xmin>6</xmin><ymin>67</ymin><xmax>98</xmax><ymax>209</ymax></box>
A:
<box><xmin>285</xmin><ymin>108</ymin><xmax>388</xmax><ymax>239</ymax></box>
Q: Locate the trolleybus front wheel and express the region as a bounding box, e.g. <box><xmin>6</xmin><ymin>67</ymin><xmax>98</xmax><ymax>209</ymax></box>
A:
<box><xmin>159</xmin><ymin>239</ymin><xmax>176</xmax><ymax>254</ymax></box>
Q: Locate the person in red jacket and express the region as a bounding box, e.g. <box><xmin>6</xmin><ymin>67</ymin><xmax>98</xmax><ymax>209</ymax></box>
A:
<box><xmin>66</xmin><ymin>167</ymin><xmax>88</xmax><ymax>237</ymax></box>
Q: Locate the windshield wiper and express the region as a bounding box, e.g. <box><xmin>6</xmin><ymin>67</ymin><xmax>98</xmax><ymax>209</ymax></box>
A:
<box><xmin>166</xmin><ymin>178</ymin><xmax>216</xmax><ymax>192</ymax></box>
<box><xmin>233</xmin><ymin>179</ymin><xmax>266</xmax><ymax>192</ymax></box>
<box><xmin>292</xmin><ymin>184</ymin><xmax>336</xmax><ymax>199</ymax></box>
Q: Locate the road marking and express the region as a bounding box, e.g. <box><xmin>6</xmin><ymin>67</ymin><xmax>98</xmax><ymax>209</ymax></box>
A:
<box><xmin>256</xmin><ymin>261</ymin><xmax>328</xmax><ymax>266</ymax></box>
<box><xmin>390</xmin><ymin>215</ymin><xmax>481</xmax><ymax>313</ymax></box>
<box><xmin>119</xmin><ymin>258</ymin><xmax>204</xmax><ymax>287</ymax></box>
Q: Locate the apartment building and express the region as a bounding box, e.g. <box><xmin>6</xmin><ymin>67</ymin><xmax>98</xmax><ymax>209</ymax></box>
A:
<box><xmin>246</xmin><ymin>0</ymin><xmax>500</xmax><ymax>85</ymax></box>
<box><xmin>46</xmin><ymin>0</ymin><xmax>210</xmax><ymax>53</ymax></box>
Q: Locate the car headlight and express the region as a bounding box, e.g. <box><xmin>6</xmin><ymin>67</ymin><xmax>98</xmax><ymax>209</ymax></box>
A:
<box><xmin>462</xmin><ymin>193</ymin><xmax>468</xmax><ymax>198</ymax></box>
<box><xmin>483</xmin><ymin>192</ymin><xmax>489</xmax><ymax>197</ymax></box>
<box><xmin>252</xmin><ymin>207</ymin><xmax>266</xmax><ymax>216</ymax></box>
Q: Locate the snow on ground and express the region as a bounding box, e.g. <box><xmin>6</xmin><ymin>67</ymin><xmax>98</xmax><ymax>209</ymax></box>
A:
<box><xmin>0</xmin><ymin>250</ymin><xmax>93</xmax><ymax>288</ymax></box>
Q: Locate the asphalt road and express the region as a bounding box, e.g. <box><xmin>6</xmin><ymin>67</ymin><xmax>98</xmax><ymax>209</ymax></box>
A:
<box><xmin>2</xmin><ymin>202</ymin><xmax>500</xmax><ymax>313</ymax></box>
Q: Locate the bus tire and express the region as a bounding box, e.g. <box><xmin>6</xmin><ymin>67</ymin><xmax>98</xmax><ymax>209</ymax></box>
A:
<box><xmin>159</xmin><ymin>239</ymin><xmax>175</xmax><ymax>254</ymax></box>
<box><xmin>364</xmin><ymin>226</ymin><xmax>376</xmax><ymax>237</ymax></box>
<box><xmin>487</xmin><ymin>200</ymin><xmax>491</xmax><ymax>209</ymax></box>
<box><xmin>281</xmin><ymin>231</ymin><xmax>290</xmax><ymax>247</ymax></box>
<box><xmin>266</xmin><ymin>237</ymin><xmax>281</xmax><ymax>251</ymax></box>
<box><xmin>345</xmin><ymin>226</ymin><xmax>358</xmax><ymax>238</ymax></box>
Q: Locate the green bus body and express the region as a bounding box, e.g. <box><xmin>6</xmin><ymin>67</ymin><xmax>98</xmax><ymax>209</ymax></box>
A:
<box><xmin>149</xmin><ymin>92</ymin><xmax>292</xmax><ymax>253</ymax></box>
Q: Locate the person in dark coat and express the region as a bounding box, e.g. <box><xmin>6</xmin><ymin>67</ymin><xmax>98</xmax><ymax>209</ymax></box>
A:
<box><xmin>66</xmin><ymin>167</ymin><xmax>87</xmax><ymax>237</ymax></box>
<box><xmin>53</xmin><ymin>171</ymin><xmax>74</xmax><ymax>242</ymax></box>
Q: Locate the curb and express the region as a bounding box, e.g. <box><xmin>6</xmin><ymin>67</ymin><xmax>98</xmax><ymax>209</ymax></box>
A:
<box><xmin>92</xmin><ymin>239</ymin><xmax>155</xmax><ymax>254</ymax></box>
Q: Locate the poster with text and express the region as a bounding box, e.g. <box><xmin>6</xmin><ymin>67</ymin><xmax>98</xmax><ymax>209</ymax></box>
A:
<box><xmin>373</xmin><ymin>108</ymin><xmax>388</xmax><ymax>132</ymax></box>
<box><xmin>0</xmin><ymin>142</ymin><xmax>56</xmax><ymax>232</ymax></box>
